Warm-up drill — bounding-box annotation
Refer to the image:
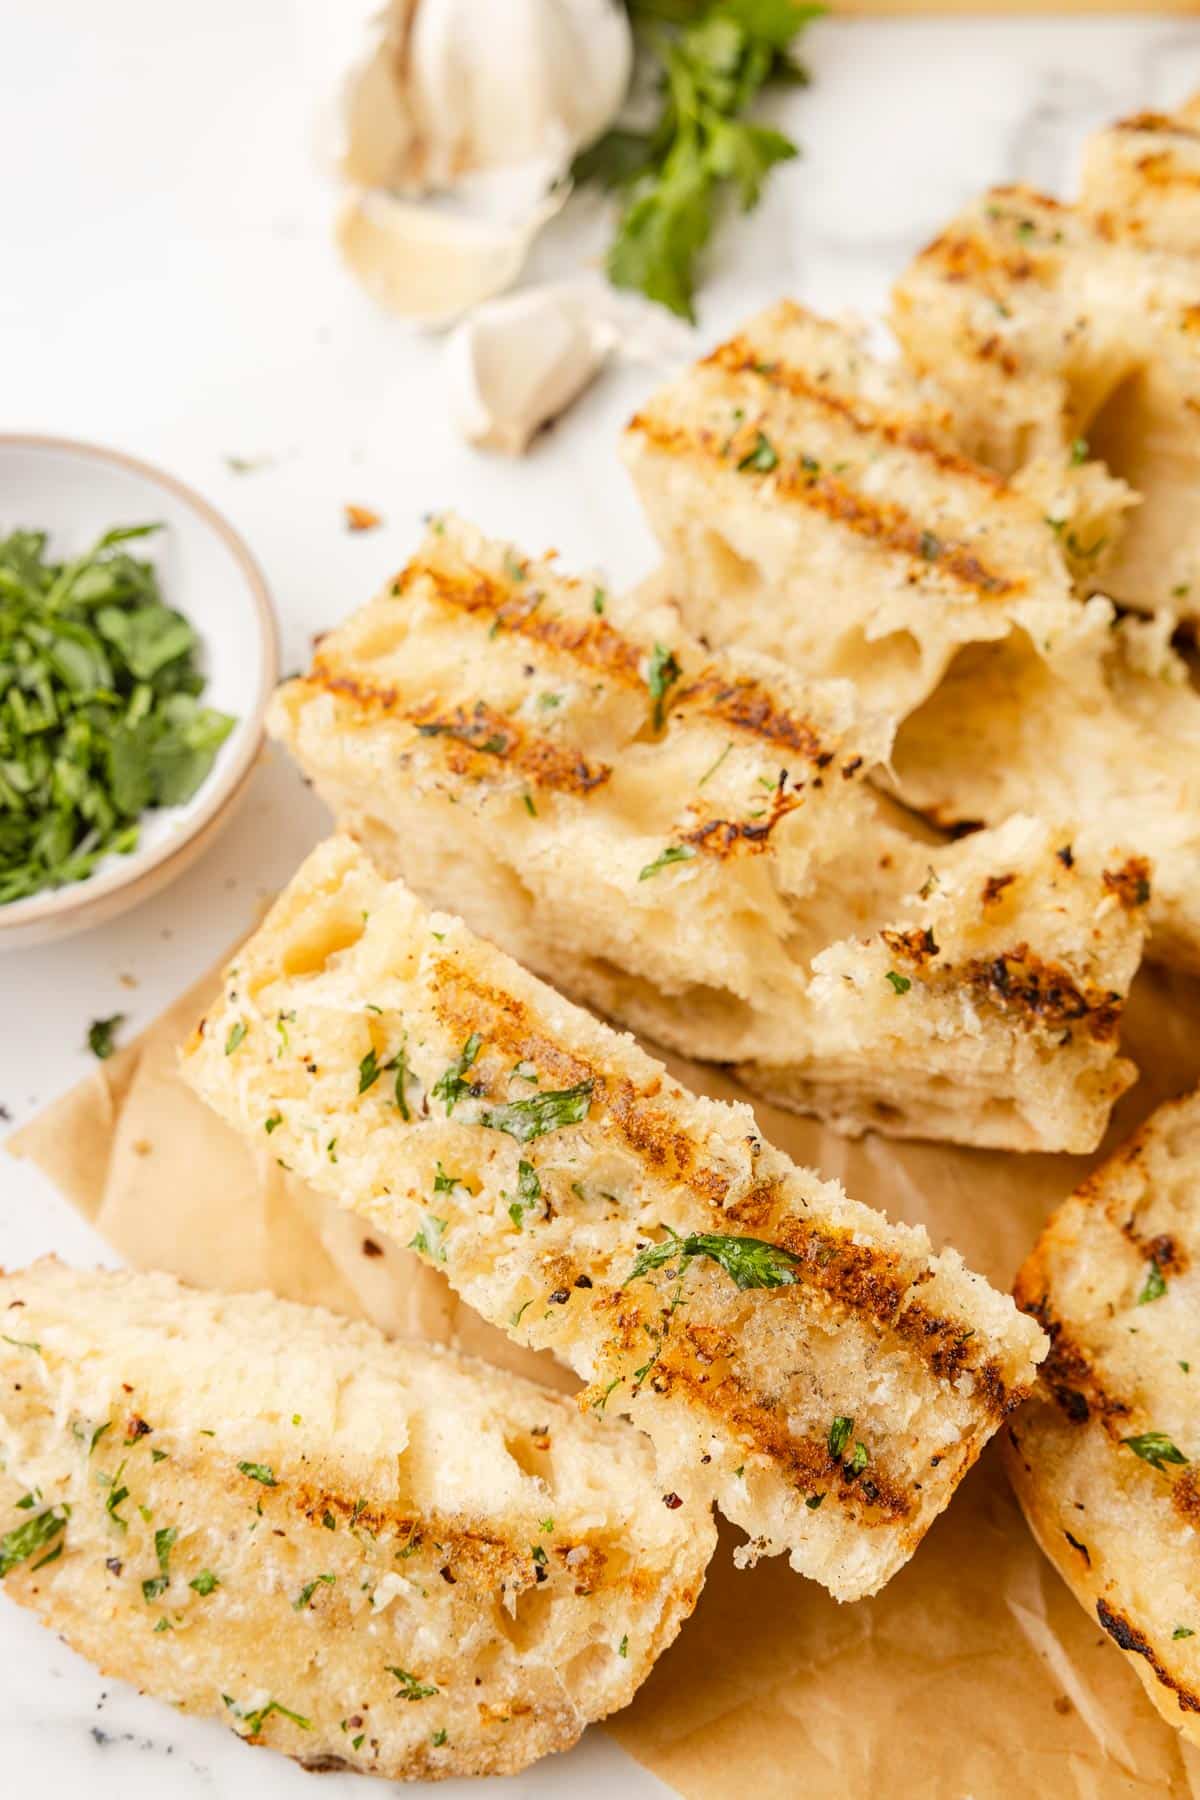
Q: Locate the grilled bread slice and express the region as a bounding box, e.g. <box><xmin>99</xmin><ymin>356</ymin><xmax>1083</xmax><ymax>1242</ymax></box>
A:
<box><xmin>892</xmin><ymin>148</ymin><xmax>1200</xmax><ymax>618</ymax></box>
<box><xmin>268</xmin><ymin>516</ymin><xmax>1143</xmax><ymax>1153</ymax></box>
<box><xmin>182</xmin><ymin>834</ymin><xmax>1048</xmax><ymax>1603</ymax></box>
<box><xmin>1004</xmin><ymin>1090</ymin><xmax>1200</xmax><ymax>1747</ymax></box>
<box><xmin>0</xmin><ymin>1260</ymin><xmax>712</xmax><ymax>1779</ymax></box>
<box><xmin>621</xmin><ymin>298</ymin><xmax>1122</xmax><ymax>720</ymax></box>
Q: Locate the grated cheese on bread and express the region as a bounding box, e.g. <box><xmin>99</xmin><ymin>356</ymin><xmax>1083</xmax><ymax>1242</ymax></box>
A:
<box><xmin>182</xmin><ymin>834</ymin><xmax>1048</xmax><ymax>1603</ymax></box>
<box><xmin>0</xmin><ymin>1260</ymin><xmax>713</xmax><ymax>1779</ymax></box>
<box><xmin>1005</xmin><ymin>1090</ymin><xmax>1200</xmax><ymax>1747</ymax></box>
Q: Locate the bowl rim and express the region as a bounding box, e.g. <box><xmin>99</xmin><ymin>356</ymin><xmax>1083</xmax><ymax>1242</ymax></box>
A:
<box><xmin>0</xmin><ymin>432</ymin><xmax>279</xmax><ymax>931</ymax></box>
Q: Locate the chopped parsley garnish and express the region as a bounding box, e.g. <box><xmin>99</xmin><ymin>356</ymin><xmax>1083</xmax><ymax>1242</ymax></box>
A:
<box><xmin>409</xmin><ymin>1215</ymin><xmax>448</xmax><ymax>1262</ymax></box>
<box><xmin>639</xmin><ymin>844</ymin><xmax>696</xmax><ymax>881</ymax></box>
<box><xmin>918</xmin><ymin>530</ymin><xmax>942</xmax><ymax>561</ymax></box>
<box><xmin>432</xmin><ymin>1161</ymin><xmax>462</xmax><ymax>1195</ymax></box>
<box><xmin>224</xmin><ymin>1021</ymin><xmax>246</xmax><ymax>1055</ymax></box>
<box><xmin>87</xmin><ymin>1014</ymin><xmax>125</xmax><ymax>1060</ymax></box>
<box><xmin>845</xmin><ymin>1441</ymin><xmax>869</xmax><ymax>1479</ymax></box>
<box><xmin>237</xmin><ymin>1461</ymin><xmax>278</xmax><ymax>1487</ymax></box>
<box><xmin>189</xmin><ymin>1569</ymin><xmax>219</xmax><ymax>1595</ymax></box>
<box><xmin>828</xmin><ymin>1416</ymin><xmax>853</xmax><ymax>1461</ymax></box>
<box><xmin>358</xmin><ymin>1047</ymin><xmax>381</xmax><ymax>1093</ymax></box>
<box><xmin>805</xmin><ymin>1492</ymin><xmax>825</xmax><ymax>1510</ymax></box>
<box><xmin>1137</xmin><ymin>1258</ymin><xmax>1167</xmax><ymax>1305</ymax></box>
<box><xmin>264</xmin><ymin>1113</ymin><xmax>282</xmax><ymax>1134</ymax></box>
<box><xmin>432</xmin><ymin>1728</ymin><xmax>449</xmax><ymax>1746</ymax></box>
<box><xmin>1070</xmin><ymin>437</ymin><xmax>1089</xmax><ymax>465</ymax></box>
<box><xmin>1121</xmin><ymin>1431</ymin><xmax>1188</xmax><ymax>1472</ymax></box>
<box><xmin>1</xmin><ymin>1333</ymin><xmax>41</xmax><ymax>1353</ymax></box>
<box><xmin>0</xmin><ymin>1506</ymin><xmax>67</xmax><ymax>1576</ymax></box>
<box><xmin>431</xmin><ymin>1032</ymin><xmax>482</xmax><ymax>1115</ymax></box>
<box><xmin>646</xmin><ymin>643</ymin><xmax>683</xmax><ymax>730</ymax></box>
<box><xmin>1174</xmin><ymin>1625</ymin><xmax>1195</xmax><ymax>1639</ymax></box>
<box><xmin>392</xmin><ymin>1044</ymin><xmax>411</xmax><ymax>1119</ymax></box>
<box><xmin>104</xmin><ymin>1461</ymin><xmax>131</xmax><ymax>1530</ymax></box>
<box><xmin>387</xmin><ymin>1666</ymin><xmax>438</xmax><ymax>1701</ymax></box>
<box><xmin>625</xmin><ymin>1227</ymin><xmax>801</xmax><ymax>1292</ymax></box>
<box><xmin>698</xmin><ymin>742</ymin><xmax>732</xmax><ymax>787</ymax></box>
<box><xmin>481</xmin><ymin>1081</ymin><xmax>593</xmax><ymax>1142</ymax></box>
<box><xmin>0</xmin><ymin>524</ymin><xmax>236</xmax><ymax>906</ymax></box>
<box><xmin>225</xmin><ymin>1696</ymin><xmax>312</xmax><ymax>1736</ymax></box>
<box><xmin>294</xmin><ymin>1573</ymin><xmax>335</xmax><ymax>1610</ymax></box>
<box><xmin>617</xmin><ymin>1634</ymin><xmax>629</xmax><ymax>1657</ymax></box>
<box><xmin>508</xmin><ymin>1160</ymin><xmax>543</xmax><ymax>1230</ymax></box>
<box><xmin>592</xmin><ymin>588</ymin><xmax>606</xmax><ymax>615</ymax></box>
<box><xmin>885</xmin><ymin>971</ymin><xmax>911</xmax><ymax>995</ymax></box>
<box><xmin>737</xmin><ymin>431</ymin><xmax>779</xmax><ymax>474</ymax></box>
<box><xmin>142</xmin><ymin>1525</ymin><xmax>177</xmax><ymax>1602</ymax></box>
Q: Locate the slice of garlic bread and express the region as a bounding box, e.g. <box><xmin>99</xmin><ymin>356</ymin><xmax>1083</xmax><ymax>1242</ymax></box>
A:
<box><xmin>182</xmin><ymin>835</ymin><xmax>1047</xmax><ymax>1603</ymax></box>
<box><xmin>0</xmin><ymin>1261</ymin><xmax>712</xmax><ymax>1778</ymax></box>
<box><xmin>621</xmin><ymin>298</ymin><xmax>1118</xmax><ymax>719</ymax></box>
<box><xmin>893</xmin><ymin>157</ymin><xmax>1200</xmax><ymax>617</ymax></box>
<box><xmin>268</xmin><ymin>517</ymin><xmax>1144</xmax><ymax>1152</ymax></box>
<box><xmin>1005</xmin><ymin>1090</ymin><xmax>1200</xmax><ymax>1747</ymax></box>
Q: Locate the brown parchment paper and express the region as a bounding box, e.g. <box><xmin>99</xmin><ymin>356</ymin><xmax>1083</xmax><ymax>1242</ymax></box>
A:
<box><xmin>9</xmin><ymin>953</ymin><xmax>1200</xmax><ymax>1798</ymax></box>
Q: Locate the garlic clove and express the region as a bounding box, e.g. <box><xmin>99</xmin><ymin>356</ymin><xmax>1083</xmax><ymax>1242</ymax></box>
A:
<box><xmin>340</xmin><ymin>12</ymin><xmax>421</xmax><ymax>192</ymax></box>
<box><xmin>445</xmin><ymin>285</ymin><xmax>619</xmax><ymax>454</ymax></box>
<box><xmin>336</xmin><ymin>179</ymin><xmax>566</xmax><ymax>327</ymax></box>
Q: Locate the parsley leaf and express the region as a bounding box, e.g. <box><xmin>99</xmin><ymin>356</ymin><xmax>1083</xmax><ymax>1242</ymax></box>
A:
<box><xmin>646</xmin><ymin>643</ymin><xmax>683</xmax><ymax>730</ymax></box>
<box><xmin>387</xmin><ymin>1666</ymin><xmax>439</xmax><ymax>1701</ymax></box>
<box><xmin>358</xmin><ymin>1047</ymin><xmax>381</xmax><ymax>1093</ymax></box>
<box><xmin>573</xmin><ymin>1</ymin><xmax>819</xmax><ymax>319</ymax></box>
<box><xmin>481</xmin><ymin>1082</ymin><xmax>593</xmax><ymax>1142</ymax></box>
<box><xmin>87</xmin><ymin>1014</ymin><xmax>125</xmax><ymax>1060</ymax></box>
<box><xmin>0</xmin><ymin>1506</ymin><xmax>67</xmax><ymax>1576</ymax></box>
<box><xmin>828</xmin><ymin>1415</ymin><xmax>853</xmax><ymax>1460</ymax></box>
<box><xmin>885</xmin><ymin>971</ymin><xmax>911</xmax><ymax>995</ymax></box>
<box><xmin>189</xmin><ymin>1569</ymin><xmax>219</xmax><ymax>1595</ymax></box>
<box><xmin>431</xmin><ymin>1033</ymin><xmax>482</xmax><ymax>1115</ymax></box>
<box><xmin>1137</xmin><ymin>1258</ymin><xmax>1167</xmax><ymax>1305</ymax></box>
<box><xmin>1121</xmin><ymin>1431</ymin><xmax>1188</xmax><ymax>1472</ymax></box>
<box><xmin>142</xmin><ymin>1525</ymin><xmax>177</xmax><ymax>1602</ymax></box>
<box><xmin>237</xmin><ymin>1461</ymin><xmax>277</xmax><ymax>1487</ymax></box>
<box><xmin>625</xmin><ymin>1227</ymin><xmax>801</xmax><ymax>1290</ymax></box>
<box><xmin>293</xmin><ymin>1572</ymin><xmax>335</xmax><ymax>1610</ymax></box>
<box><xmin>737</xmin><ymin>430</ymin><xmax>778</xmax><ymax>473</ymax></box>
<box><xmin>639</xmin><ymin>844</ymin><xmax>697</xmax><ymax>881</ymax></box>
<box><xmin>508</xmin><ymin>1160</ymin><xmax>543</xmax><ymax>1230</ymax></box>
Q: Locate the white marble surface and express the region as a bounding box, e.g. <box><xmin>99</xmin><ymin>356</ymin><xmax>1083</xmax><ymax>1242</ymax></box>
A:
<box><xmin>2</xmin><ymin>4</ymin><xmax>1200</xmax><ymax>1793</ymax></box>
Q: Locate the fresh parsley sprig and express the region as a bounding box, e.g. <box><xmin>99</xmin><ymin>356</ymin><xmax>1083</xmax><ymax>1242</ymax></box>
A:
<box><xmin>573</xmin><ymin>0</ymin><xmax>823</xmax><ymax>319</ymax></box>
<box><xmin>625</xmin><ymin>1226</ymin><xmax>802</xmax><ymax>1290</ymax></box>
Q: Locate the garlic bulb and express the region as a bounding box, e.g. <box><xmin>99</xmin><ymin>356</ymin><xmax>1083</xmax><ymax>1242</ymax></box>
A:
<box><xmin>342</xmin><ymin>0</ymin><xmax>633</xmax><ymax>195</ymax></box>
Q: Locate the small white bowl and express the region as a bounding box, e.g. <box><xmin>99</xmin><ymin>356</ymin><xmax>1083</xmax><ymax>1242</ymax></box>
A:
<box><xmin>0</xmin><ymin>436</ymin><xmax>278</xmax><ymax>949</ymax></box>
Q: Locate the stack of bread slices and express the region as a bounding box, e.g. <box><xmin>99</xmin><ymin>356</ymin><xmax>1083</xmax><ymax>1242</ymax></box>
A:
<box><xmin>5</xmin><ymin>91</ymin><xmax>1200</xmax><ymax>1776</ymax></box>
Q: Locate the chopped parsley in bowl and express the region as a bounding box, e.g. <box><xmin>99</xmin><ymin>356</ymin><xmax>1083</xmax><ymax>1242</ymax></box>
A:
<box><xmin>0</xmin><ymin>522</ymin><xmax>236</xmax><ymax>905</ymax></box>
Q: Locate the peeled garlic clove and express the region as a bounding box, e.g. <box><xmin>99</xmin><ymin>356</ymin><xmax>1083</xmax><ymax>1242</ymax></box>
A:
<box><xmin>336</xmin><ymin>179</ymin><xmax>565</xmax><ymax>327</ymax></box>
<box><xmin>446</xmin><ymin>286</ymin><xmax>618</xmax><ymax>454</ymax></box>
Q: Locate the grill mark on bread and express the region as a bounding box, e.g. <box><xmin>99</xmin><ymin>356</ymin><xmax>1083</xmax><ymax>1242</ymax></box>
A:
<box><xmin>1097</xmin><ymin>1600</ymin><xmax>1200</xmax><ymax>1715</ymax></box>
<box><xmin>873</xmin><ymin>925</ymin><xmax>1124</xmax><ymax>1045</ymax></box>
<box><xmin>427</xmin><ymin>957</ymin><xmax>1022</xmax><ymax>1407</ymax></box>
<box><xmin>672</xmin><ymin>668</ymin><xmax>834</xmax><ymax>760</ymax></box>
<box><xmin>627</xmin><ymin>413</ymin><xmax>1023</xmax><ymax>599</ymax></box>
<box><xmin>1115</xmin><ymin>112</ymin><xmax>1200</xmax><ymax>142</ymax></box>
<box><xmin>303</xmin><ymin>668</ymin><xmax>612</xmax><ymax>797</ymax></box>
<box><xmin>702</xmin><ymin>328</ymin><xmax>1008</xmax><ymax>493</ymax></box>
